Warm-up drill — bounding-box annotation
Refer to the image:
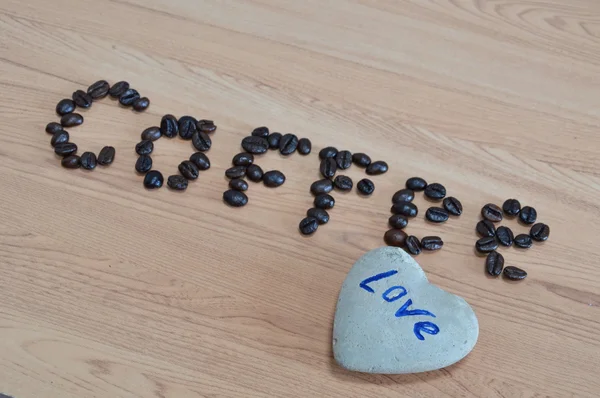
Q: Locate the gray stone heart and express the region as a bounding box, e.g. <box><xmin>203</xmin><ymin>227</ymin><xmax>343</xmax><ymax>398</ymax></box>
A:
<box><xmin>333</xmin><ymin>246</ymin><xmax>479</xmax><ymax>374</ymax></box>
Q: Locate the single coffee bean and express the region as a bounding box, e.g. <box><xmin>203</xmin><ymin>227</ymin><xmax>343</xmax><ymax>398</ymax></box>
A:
<box><xmin>314</xmin><ymin>194</ymin><xmax>335</xmax><ymax>209</ymax></box>
<box><xmin>486</xmin><ymin>251</ymin><xmax>504</xmax><ymax>277</ymax></box>
<box><xmin>46</xmin><ymin>122</ymin><xmax>64</xmax><ymax>134</ymax></box>
<box><xmin>225</xmin><ymin>166</ymin><xmax>247</xmax><ymax>179</ymax></box>
<box><xmin>320</xmin><ymin>158</ymin><xmax>337</xmax><ymax>178</ymax></box>
<box><xmin>54</xmin><ymin>142</ymin><xmax>77</xmax><ymax>157</ymax></box>
<box><xmin>520</xmin><ymin>206</ymin><xmax>537</xmax><ymax>225</ymax></box>
<box><xmin>481</xmin><ymin>203</ymin><xmax>503</xmax><ymax>222</ymax></box>
<box><xmin>108</xmin><ymin>81</ymin><xmax>129</xmax><ymax>98</ymax></box>
<box><xmin>251</xmin><ymin>126</ymin><xmax>269</xmax><ymax>138</ymax></box>
<box><xmin>178</xmin><ymin>160</ymin><xmax>199</xmax><ymax>180</ymax></box>
<box><xmin>135</xmin><ymin>140</ymin><xmax>153</xmax><ymax>155</ymax></box>
<box><xmin>530</xmin><ymin>223</ymin><xmax>550</xmax><ymax>241</ymax></box>
<box><xmin>310</xmin><ymin>178</ymin><xmax>333</xmax><ymax>195</ymax></box>
<box><xmin>299</xmin><ymin>217</ymin><xmax>319</xmax><ymax>235</ymax></box>
<box><xmin>229</xmin><ymin>178</ymin><xmax>248</xmax><ymax>191</ymax></box>
<box><xmin>190</xmin><ymin>152</ymin><xmax>210</xmax><ymax>170</ymax></box>
<box><xmin>72</xmin><ymin>90</ymin><xmax>93</xmax><ymax>108</ymax></box>
<box><xmin>424</xmin><ymin>183</ymin><xmax>446</xmax><ymax>200</ymax></box>
<box><xmin>51</xmin><ymin>130</ymin><xmax>69</xmax><ymax>147</ymax></box>
<box><xmin>391</xmin><ymin>201</ymin><xmax>418</xmax><ymax>218</ymax></box>
<box><xmin>476</xmin><ymin>219</ymin><xmax>496</xmax><ymax>237</ymax></box>
<box><xmin>384</xmin><ymin>229</ymin><xmax>408</xmax><ymax>247</ymax></box>
<box><xmin>496</xmin><ymin>226</ymin><xmax>514</xmax><ymax>246</ymax></box>
<box><xmin>223</xmin><ymin>189</ymin><xmax>248</xmax><ymax>207</ymax></box>
<box><xmin>279</xmin><ymin>133</ymin><xmax>298</xmax><ymax>155</ymax></box>
<box><xmin>241</xmin><ymin>136</ymin><xmax>269</xmax><ymax>154</ymax></box>
<box><xmin>389</xmin><ymin>214</ymin><xmax>408</xmax><ymax>229</ymax></box>
<box><xmin>132</xmin><ymin>97</ymin><xmax>150</xmax><ymax>112</ymax></box>
<box><xmin>267</xmin><ymin>132</ymin><xmax>282</xmax><ymax>149</ymax></box>
<box><xmin>336</xmin><ymin>150</ymin><xmax>352</xmax><ymax>170</ymax></box>
<box><xmin>392</xmin><ymin>189</ymin><xmax>414</xmax><ymax>203</ymax></box>
<box><xmin>198</xmin><ymin>120</ymin><xmax>217</xmax><ymax>133</ymax></box>
<box><xmin>80</xmin><ymin>152</ymin><xmax>97</xmax><ymax>170</ymax></box>
<box><xmin>357</xmin><ymin>178</ymin><xmax>375</xmax><ymax>195</ymax></box>
<box><xmin>319</xmin><ymin>146</ymin><xmax>338</xmax><ymax>159</ymax></box>
<box><xmin>307</xmin><ymin>208</ymin><xmax>329</xmax><ymax>224</ymax></box>
<box><xmin>443</xmin><ymin>196</ymin><xmax>463</xmax><ymax>216</ymax></box>
<box><xmin>61</xmin><ymin>155</ymin><xmax>81</xmax><ymax>169</ymax></box>
<box><xmin>144</xmin><ymin>170</ymin><xmax>164</xmax><ymax>189</ymax></box>
<box><xmin>56</xmin><ymin>99</ymin><xmax>75</xmax><ymax>116</ymax></box>
<box><xmin>263</xmin><ymin>170</ymin><xmax>286</xmax><ymax>187</ymax></box>
<box><xmin>246</xmin><ymin>164</ymin><xmax>264</xmax><ymax>182</ymax></box>
<box><xmin>160</xmin><ymin>114</ymin><xmax>179</xmax><ymax>138</ymax></box>
<box><xmin>406</xmin><ymin>177</ymin><xmax>428</xmax><ymax>191</ymax></box>
<box><xmin>60</xmin><ymin>113</ymin><xmax>83</xmax><ymax>127</ymax></box>
<box><xmin>503</xmin><ymin>266</ymin><xmax>527</xmax><ymax>280</ymax></box>
<box><xmin>333</xmin><ymin>175</ymin><xmax>353</xmax><ymax>191</ymax></box>
<box><xmin>476</xmin><ymin>236</ymin><xmax>499</xmax><ymax>253</ymax></box>
<box><xmin>366</xmin><ymin>160</ymin><xmax>388</xmax><ymax>175</ymax></box>
<box><xmin>514</xmin><ymin>233</ymin><xmax>533</xmax><ymax>249</ymax></box>
<box><xmin>503</xmin><ymin>199</ymin><xmax>521</xmax><ymax>216</ymax></box>
<box><xmin>192</xmin><ymin>131</ymin><xmax>212</xmax><ymax>151</ymax></box>
<box><xmin>167</xmin><ymin>175</ymin><xmax>188</xmax><ymax>191</ymax></box>
<box><xmin>297</xmin><ymin>138</ymin><xmax>312</xmax><ymax>155</ymax></box>
<box><xmin>232</xmin><ymin>152</ymin><xmax>254</xmax><ymax>166</ymax></box>
<box><xmin>425</xmin><ymin>207</ymin><xmax>449</xmax><ymax>223</ymax></box>
<box><xmin>178</xmin><ymin>116</ymin><xmax>198</xmax><ymax>140</ymax></box>
<box><xmin>119</xmin><ymin>88</ymin><xmax>140</xmax><ymax>106</ymax></box>
<box><xmin>140</xmin><ymin>126</ymin><xmax>161</xmax><ymax>141</ymax></box>
<box><xmin>135</xmin><ymin>155</ymin><xmax>152</xmax><ymax>173</ymax></box>
<box><xmin>97</xmin><ymin>146</ymin><xmax>116</xmax><ymax>165</ymax></box>
<box><xmin>421</xmin><ymin>236</ymin><xmax>443</xmax><ymax>251</ymax></box>
<box><xmin>352</xmin><ymin>152</ymin><xmax>371</xmax><ymax>168</ymax></box>
<box><xmin>405</xmin><ymin>235</ymin><xmax>422</xmax><ymax>255</ymax></box>
<box><xmin>87</xmin><ymin>80</ymin><xmax>110</xmax><ymax>99</ymax></box>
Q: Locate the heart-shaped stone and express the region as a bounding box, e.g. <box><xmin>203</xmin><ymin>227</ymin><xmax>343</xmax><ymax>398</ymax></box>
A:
<box><xmin>333</xmin><ymin>246</ymin><xmax>479</xmax><ymax>374</ymax></box>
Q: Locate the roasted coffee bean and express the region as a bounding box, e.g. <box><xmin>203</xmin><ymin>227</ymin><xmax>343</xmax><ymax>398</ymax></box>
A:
<box><xmin>424</xmin><ymin>183</ymin><xmax>446</xmax><ymax>200</ymax></box>
<box><xmin>223</xmin><ymin>189</ymin><xmax>248</xmax><ymax>207</ymax></box>
<box><xmin>406</xmin><ymin>177</ymin><xmax>427</xmax><ymax>191</ymax></box>
<box><xmin>298</xmin><ymin>138</ymin><xmax>312</xmax><ymax>155</ymax></box>
<box><xmin>198</xmin><ymin>120</ymin><xmax>217</xmax><ymax>133</ymax></box>
<box><xmin>192</xmin><ymin>131</ymin><xmax>212</xmax><ymax>151</ymax></box>
<box><xmin>320</xmin><ymin>158</ymin><xmax>337</xmax><ymax>178</ymax></box>
<box><xmin>135</xmin><ymin>140</ymin><xmax>153</xmax><ymax>155</ymax></box>
<box><xmin>109</xmin><ymin>81</ymin><xmax>129</xmax><ymax>98</ymax></box>
<box><xmin>80</xmin><ymin>152</ymin><xmax>97</xmax><ymax>170</ymax></box>
<box><xmin>503</xmin><ymin>199</ymin><xmax>521</xmax><ymax>216</ymax></box>
<box><xmin>225</xmin><ymin>166</ymin><xmax>247</xmax><ymax>179</ymax></box>
<box><xmin>54</xmin><ymin>142</ymin><xmax>77</xmax><ymax>157</ymax></box>
<box><xmin>144</xmin><ymin>170</ymin><xmax>164</xmax><ymax>189</ymax></box>
<box><xmin>135</xmin><ymin>155</ymin><xmax>152</xmax><ymax>173</ymax></box>
<box><xmin>405</xmin><ymin>236</ymin><xmax>422</xmax><ymax>255</ymax></box>
<box><xmin>279</xmin><ymin>133</ymin><xmax>298</xmax><ymax>155</ymax></box>
<box><xmin>160</xmin><ymin>114</ymin><xmax>179</xmax><ymax>138</ymax></box>
<box><xmin>503</xmin><ymin>266</ymin><xmax>527</xmax><ymax>280</ymax></box>
<box><xmin>481</xmin><ymin>203</ymin><xmax>503</xmax><ymax>222</ymax></box>
<box><xmin>530</xmin><ymin>223</ymin><xmax>550</xmax><ymax>241</ymax></box>
<box><xmin>241</xmin><ymin>136</ymin><xmax>269</xmax><ymax>154</ymax></box>
<box><xmin>314</xmin><ymin>193</ymin><xmax>335</xmax><ymax>209</ymax></box>
<box><xmin>476</xmin><ymin>219</ymin><xmax>496</xmax><ymax>237</ymax></box>
<box><xmin>425</xmin><ymin>207</ymin><xmax>449</xmax><ymax>223</ymax></box>
<box><xmin>264</xmin><ymin>133</ymin><xmax>280</xmax><ymax>149</ymax></box>
<box><xmin>421</xmin><ymin>236</ymin><xmax>443</xmax><ymax>251</ymax></box>
<box><xmin>178</xmin><ymin>116</ymin><xmax>198</xmax><ymax>140</ymax></box>
<box><xmin>307</xmin><ymin>208</ymin><xmax>329</xmax><ymax>224</ymax></box>
<box><xmin>336</xmin><ymin>150</ymin><xmax>352</xmax><ymax>170</ymax></box>
<box><xmin>87</xmin><ymin>80</ymin><xmax>110</xmax><ymax>99</ymax></box>
<box><xmin>333</xmin><ymin>175</ymin><xmax>353</xmax><ymax>191</ymax></box>
<box><xmin>61</xmin><ymin>155</ymin><xmax>81</xmax><ymax>169</ymax></box>
<box><xmin>251</xmin><ymin>126</ymin><xmax>269</xmax><ymax>138</ymax></box>
<box><xmin>246</xmin><ymin>164</ymin><xmax>264</xmax><ymax>182</ymax></box>
<box><xmin>319</xmin><ymin>146</ymin><xmax>338</xmax><ymax>159</ymax></box>
<box><xmin>132</xmin><ymin>97</ymin><xmax>150</xmax><ymax>112</ymax></box>
<box><xmin>178</xmin><ymin>160</ymin><xmax>199</xmax><ymax>180</ymax></box>
<box><xmin>232</xmin><ymin>152</ymin><xmax>254</xmax><ymax>167</ymax></box>
<box><xmin>310</xmin><ymin>178</ymin><xmax>333</xmax><ymax>195</ymax></box>
<box><xmin>520</xmin><ymin>206</ymin><xmax>537</xmax><ymax>225</ymax></box>
<box><xmin>514</xmin><ymin>234</ymin><xmax>533</xmax><ymax>249</ymax></box>
<box><xmin>392</xmin><ymin>189</ymin><xmax>414</xmax><ymax>203</ymax></box>
<box><xmin>119</xmin><ymin>88</ymin><xmax>140</xmax><ymax>106</ymax></box>
<box><xmin>352</xmin><ymin>152</ymin><xmax>371</xmax><ymax>168</ymax></box>
<box><xmin>391</xmin><ymin>201</ymin><xmax>418</xmax><ymax>218</ymax></box>
<box><xmin>190</xmin><ymin>152</ymin><xmax>210</xmax><ymax>170</ymax></box>
<box><xmin>72</xmin><ymin>90</ymin><xmax>93</xmax><ymax>108</ymax></box>
<box><xmin>263</xmin><ymin>170</ymin><xmax>286</xmax><ymax>187</ymax></box>
<box><xmin>384</xmin><ymin>229</ymin><xmax>408</xmax><ymax>247</ymax></box>
<box><xmin>167</xmin><ymin>175</ymin><xmax>188</xmax><ymax>191</ymax></box>
<box><xmin>476</xmin><ymin>236</ymin><xmax>498</xmax><ymax>253</ymax></box>
<box><xmin>443</xmin><ymin>196</ymin><xmax>463</xmax><ymax>216</ymax></box>
<box><xmin>357</xmin><ymin>178</ymin><xmax>375</xmax><ymax>195</ymax></box>
<box><xmin>299</xmin><ymin>217</ymin><xmax>319</xmax><ymax>235</ymax></box>
<box><xmin>389</xmin><ymin>214</ymin><xmax>408</xmax><ymax>229</ymax></box>
<box><xmin>366</xmin><ymin>160</ymin><xmax>388</xmax><ymax>175</ymax></box>
<box><xmin>46</xmin><ymin>122</ymin><xmax>64</xmax><ymax>134</ymax></box>
<box><xmin>60</xmin><ymin>113</ymin><xmax>83</xmax><ymax>127</ymax></box>
<box><xmin>97</xmin><ymin>146</ymin><xmax>115</xmax><ymax>165</ymax></box>
<box><xmin>141</xmin><ymin>126</ymin><xmax>161</xmax><ymax>141</ymax></box>
<box><xmin>51</xmin><ymin>130</ymin><xmax>69</xmax><ymax>147</ymax></box>
<box><xmin>229</xmin><ymin>178</ymin><xmax>248</xmax><ymax>191</ymax></box>
<box><xmin>496</xmin><ymin>226</ymin><xmax>514</xmax><ymax>246</ymax></box>
<box><xmin>56</xmin><ymin>99</ymin><xmax>75</xmax><ymax>116</ymax></box>
<box><xmin>486</xmin><ymin>251</ymin><xmax>504</xmax><ymax>277</ymax></box>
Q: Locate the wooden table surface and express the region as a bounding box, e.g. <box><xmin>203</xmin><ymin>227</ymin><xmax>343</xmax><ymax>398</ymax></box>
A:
<box><xmin>2</xmin><ymin>1</ymin><xmax>600</xmax><ymax>397</ymax></box>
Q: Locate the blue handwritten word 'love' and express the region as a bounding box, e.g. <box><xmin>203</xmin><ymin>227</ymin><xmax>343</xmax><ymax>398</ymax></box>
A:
<box><xmin>359</xmin><ymin>270</ymin><xmax>440</xmax><ymax>341</ymax></box>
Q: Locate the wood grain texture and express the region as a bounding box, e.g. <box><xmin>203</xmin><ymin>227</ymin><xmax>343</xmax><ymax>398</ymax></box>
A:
<box><xmin>1</xmin><ymin>0</ymin><xmax>600</xmax><ymax>396</ymax></box>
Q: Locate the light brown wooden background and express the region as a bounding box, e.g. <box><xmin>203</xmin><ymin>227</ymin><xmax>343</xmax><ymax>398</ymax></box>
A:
<box><xmin>1</xmin><ymin>0</ymin><xmax>599</xmax><ymax>397</ymax></box>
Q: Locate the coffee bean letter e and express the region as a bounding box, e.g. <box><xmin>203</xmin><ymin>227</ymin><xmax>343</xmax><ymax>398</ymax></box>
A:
<box><xmin>359</xmin><ymin>270</ymin><xmax>439</xmax><ymax>341</ymax></box>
